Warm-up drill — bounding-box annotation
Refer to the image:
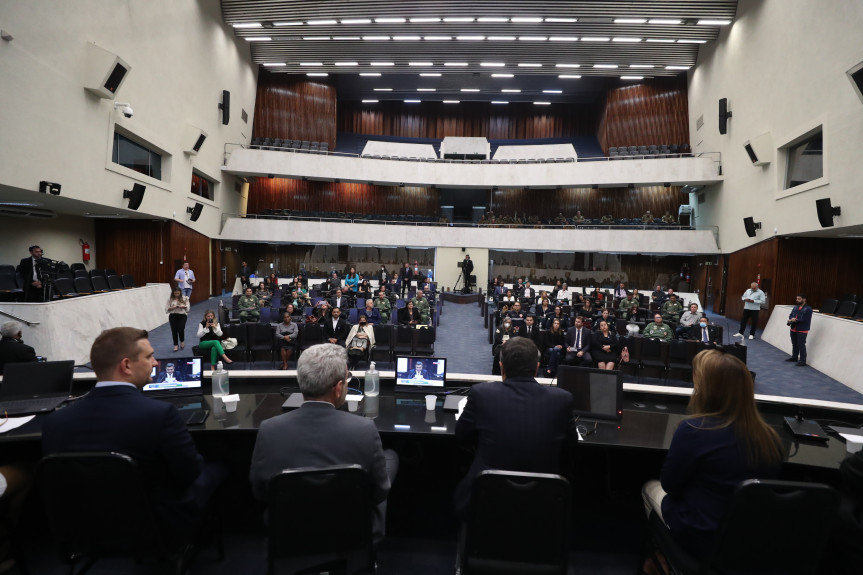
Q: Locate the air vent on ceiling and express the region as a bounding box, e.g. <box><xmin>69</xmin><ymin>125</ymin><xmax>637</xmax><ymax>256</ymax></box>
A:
<box><xmin>0</xmin><ymin>206</ymin><xmax>56</xmax><ymax>218</ymax></box>
<box><xmin>696</xmin><ymin>114</ymin><xmax>704</xmax><ymax>131</ymax></box>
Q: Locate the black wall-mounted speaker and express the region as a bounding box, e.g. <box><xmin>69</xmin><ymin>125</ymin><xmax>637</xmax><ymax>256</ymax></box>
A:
<box><xmin>192</xmin><ymin>133</ymin><xmax>207</xmax><ymax>153</ymax></box>
<box><xmin>219</xmin><ymin>90</ymin><xmax>230</xmax><ymax>125</ymax></box>
<box><xmin>39</xmin><ymin>181</ymin><xmax>62</xmax><ymax>195</ymax></box>
<box><xmin>123</xmin><ymin>183</ymin><xmax>146</xmax><ymax>210</ymax></box>
<box><xmin>743</xmin><ymin>216</ymin><xmax>761</xmax><ymax>237</ymax></box>
<box><xmin>188</xmin><ymin>202</ymin><xmax>204</xmax><ymax>222</ymax></box>
<box><xmin>719</xmin><ymin>98</ymin><xmax>732</xmax><ymax>135</ymax></box>
<box><xmin>815</xmin><ymin>198</ymin><xmax>841</xmax><ymax>228</ymax></box>
<box><xmin>743</xmin><ymin>143</ymin><xmax>758</xmax><ymax>164</ymax></box>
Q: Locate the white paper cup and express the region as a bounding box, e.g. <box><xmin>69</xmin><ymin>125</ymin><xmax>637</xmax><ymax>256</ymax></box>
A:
<box><xmin>847</xmin><ymin>436</ymin><xmax>863</xmax><ymax>454</ymax></box>
<box><xmin>425</xmin><ymin>394</ymin><xmax>437</xmax><ymax>410</ymax></box>
<box><xmin>348</xmin><ymin>400</ymin><xmax>359</xmax><ymax>412</ymax></box>
<box><xmin>224</xmin><ymin>399</ymin><xmax>238</xmax><ymax>413</ymax></box>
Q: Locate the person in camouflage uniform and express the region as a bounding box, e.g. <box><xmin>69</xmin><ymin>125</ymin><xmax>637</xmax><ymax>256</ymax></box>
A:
<box><xmin>374</xmin><ymin>289</ymin><xmax>392</xmax><ymax>324</ymax></box>
<box><xmin>238</xmin><ymin>287</ymin><xmax>261</xmax><ymax>322</ymax></box>
<box><xmin>411</xmin><ymin>288</ymin><xmax>431</xmax><ymax>325</ymax></box>
<box><xmin>661</xmin><ymin>293</ymin><xmax>684</xmax><ymax>322</ymax></box>
<box><xmin>643</xmin><ymin>313</ymin><xmax>674</xmax><ymax>342</ymax></box>
<box><xmin>618</xmin><ymin>293</ymin><xmax>637</xmax><ymax>319</ymax></box>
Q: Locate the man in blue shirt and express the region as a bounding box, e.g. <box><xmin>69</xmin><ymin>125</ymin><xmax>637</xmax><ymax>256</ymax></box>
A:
<box><xmin>734</xmin><ymin>282</ymin><xmax>766</xmax><ymax>340</ymax></box>
<box><xmin>786</xmin><ymin>293</ymin><xmax>812</xmax><ymax>366</ymax></box>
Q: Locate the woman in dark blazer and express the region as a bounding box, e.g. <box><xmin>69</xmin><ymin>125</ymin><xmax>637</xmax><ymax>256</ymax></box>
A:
<box><xmin>542</xmin><ymin>318</ymin><xmax>567</xmax><ymax>377</ymax></box>
<box><xmin>591</xmin><ymin>320</ymin><xmax>620</xmax><ymax>370</ymax></box>
<box><xmin>398</xmin><ymin>301</ymin><xmax>421</xmax><ymax>326</ymax></box>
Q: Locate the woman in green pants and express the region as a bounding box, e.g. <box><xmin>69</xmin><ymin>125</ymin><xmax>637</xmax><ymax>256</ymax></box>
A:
<box><xmin>196</xmin><ymin>309</ymin><xmax>233</xmax><ymax>367</ymax></box>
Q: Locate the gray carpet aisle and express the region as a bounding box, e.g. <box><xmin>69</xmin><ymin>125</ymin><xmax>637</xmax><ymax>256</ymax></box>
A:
<box><xmin>143</xmin><ymin>293</ymin><xmax>863</xmax><ymax>405</ymax></box>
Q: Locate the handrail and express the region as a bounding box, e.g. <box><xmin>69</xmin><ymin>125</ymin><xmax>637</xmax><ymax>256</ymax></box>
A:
<box><xmin>0</xmin><ymin>308</ymin><xmax>40</xmax><ymax>326</ymax></box>
<box><xmin>224</xmin><ymin>142</ymin><xmax>721</xmax><ymax>167</ymax></box>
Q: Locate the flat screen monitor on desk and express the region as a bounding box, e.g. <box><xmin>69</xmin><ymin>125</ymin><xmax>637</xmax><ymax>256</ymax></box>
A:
<box><xmin>556</xmin><ymin>366</ymin><xmax>623</xmax><ymax>421</ymax></box>
<box><xmin>144</xmin><ymin>356</ymin><xmax>203</xmax><ymax>394</ymax></box>
<box><xmin>395</xmin><ymin>356</ymin><xmax>446</xmax><ymax>389</ymax></box>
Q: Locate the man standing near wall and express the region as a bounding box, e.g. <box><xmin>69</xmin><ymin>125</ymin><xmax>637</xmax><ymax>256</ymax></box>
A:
<box><xmin>174</xmin><ymin>262</ymin><xmax>195</xmax><ymax>298</ymax></box>
<box><xmin>462</xmin><ymin>254</ymin><xmax>474</xmax><ymax>293</ymax></box>
<box><xmin>786</xmin><ymin>294</ymin><xmax>812</xmax><ymax>367</ymax></box>
<box><xmin>734</xmin><ymin>282</ymin><xmax>766</xmax><ymax>340</ymax></box>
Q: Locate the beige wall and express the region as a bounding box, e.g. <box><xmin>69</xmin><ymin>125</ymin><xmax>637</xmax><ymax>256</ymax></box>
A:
<box><xmin>0</xmin><ymin>215</ymin><xmax>95</xmax><ymax>269</ymax></box>
<box><xmin>435</xmin><ymin>248</ymin><xmax>489</xmax><ymax>294</ymax></box>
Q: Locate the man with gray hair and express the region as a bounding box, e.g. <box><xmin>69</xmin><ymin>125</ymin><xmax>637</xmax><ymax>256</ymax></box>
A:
<box><xmin>0</xmin><ymin>321</ymin><xmax>37</xmax><ymax>375</ymax></box>
<box><xmin>249</xmin><ymin>343</ymin><xmax>398</xmax><ymax>542</ymax></box>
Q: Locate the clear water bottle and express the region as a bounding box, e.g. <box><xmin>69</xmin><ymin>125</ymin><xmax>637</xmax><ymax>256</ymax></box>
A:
<box><xmin>364</xmin><ymin>362</ymin><xmax>379</xmax><ymax>397</ymax></box>
<box><xmin>212</xmin><ymin>361</ymin><xmax>230</xmax><ymax>396</ymax></box>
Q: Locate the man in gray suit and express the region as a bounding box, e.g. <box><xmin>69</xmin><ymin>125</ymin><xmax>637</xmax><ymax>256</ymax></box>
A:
<box><xmin>249</xmin><ymin>343</ymin><xmax>398</xmax><ymax>542</ymax></box>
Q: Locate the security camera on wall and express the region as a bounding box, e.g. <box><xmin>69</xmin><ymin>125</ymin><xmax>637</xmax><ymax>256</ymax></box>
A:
<box><xmin>113</xmin><ymin>102</ymin><xmax>134</xmax><ymax>118</ymax></box>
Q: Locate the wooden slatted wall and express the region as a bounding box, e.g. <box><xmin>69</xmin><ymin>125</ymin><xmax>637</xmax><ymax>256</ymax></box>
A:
<box><xmin>252</xmin><ymin>72</ymin><xmax>337</xmax><ymax>149</ymax></box>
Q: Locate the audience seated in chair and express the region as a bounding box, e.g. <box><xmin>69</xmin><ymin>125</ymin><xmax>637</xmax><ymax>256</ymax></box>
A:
<box><xmin>323</xmin><ymin>307</ymin><xmax>349</xmax><ymax>347</ymax></box>
<box><xmin>275</xmin><ymin>312</ymin><xmax>298</xmax><ymax>370</ymax></box>
<box><xmin>643</xmin><ymin>313</ymin><xmax>674</xmax><ymax>342</ymax></box>
<box><xmin>345</xmin><ymin>315</ymin><xmax>375</xmax><ymax>369</ymax></box>
<box><xmin>238</xmin><ymin>287</ymin><xmax>261</xmax><ymax>322</ymax></box>
<box><xmin>677</xmin><ymin>303</ymin><xmax>704</xmax><ymax>338</ymax></box>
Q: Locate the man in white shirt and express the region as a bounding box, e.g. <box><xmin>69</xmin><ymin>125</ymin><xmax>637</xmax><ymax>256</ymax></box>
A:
<box><xmin>734</xmin><ymin>282</ymin><xmax>766</xmax><ymax>340</ymax></box>
<box><xmin>174</xmin><ymin>262</ymin><xmax>195</xmax><ymax>298</ymax></box>
<box><xmin>676</xmin><ymin>303</ymin><xmax>704</xmax><ymax>338</ymax></box>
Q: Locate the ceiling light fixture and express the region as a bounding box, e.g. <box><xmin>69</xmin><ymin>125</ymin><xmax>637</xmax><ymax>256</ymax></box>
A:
<box><xmin>491</xmin><ymin>101</ymin><xmax>508</xmax><ymax>104</ymax></box>
<box><xmin>545</xmin><ymin>17</ymin><xmax>577</xmax><ymax>23</ymax></box>
<box><xmin>488</xmin><ymin>36</ymin><xmax>517</xmax><ymax>41</ymax></box>
<box><xmin>424</xmin><ymin>36</ymin><xmax>452</xmax><ymax>40</ymax></box>
<box><xmin>630</xmin><ymin>64</ymin><xmax>655</xmax><ymax>68</ymax></box>
<box><xmin>376</xmin><ymin>17</ymin><xmax>406</xmax><ymax>23</ymax></box>
<box><xmin>417</xmin><ymin>88</ymin><xmax>436</xmax><ymax>91</ymax></box>
<box><xmin>518</xmin><ymin>63</ymin><xmax>542</xmax><ymax>67</ymax></box>
<box><xmin>420</xmin><ymin>73</ymin><xmax>442</xmax><ymax>76</ymax></box>
<box><xmin>666</xmin><ymin>65</ymin><xmax>692</xmax><ymax>70</ymax></box>
<box><xmin>614</xmin><ymin>18</ymin><xmax>647</xmax><ymax>24</ymax></box>
<box><xmin>613</xmin><ymin>37</ymin><xmax>642</xmax><ymax>42</ymax></box>
<box><xmin>362</xmin><ymin>99</ymin><xmax>379</xmax><ymax>103</ymax></box>
<box><xmin>444</xmin><ymin>17</ymin><xmax>475</xmax><ymax>23</ymax></box>
<box><xmin>534</xmin><ymin>101</ymin><xmax>551</xmax><ymax>105</ymax></box>
<box><xmin>359</xmin><ymin>73</ymin><xmax>381</xmax><ymax>76</ymax></box>
<box><xmin>394</xmin><ymin>35</ymin><xmax>422</xmax><ymax>41</ymax></box>
<box><xmin>370</xmin><ymin>61</ymin><xmax>395</xmax><ymax>66</ymax></box>
<box><xmin>480</xmin><ymin>62</ymin><xmax>506</xmax><ymax>67</ymax></box>
<box><xmin>306</xmin><ymin>73</ymin><xmax>328</xmax><ymax>77</ymax></box>
<box><xmin>594</xmin><ymin>64</ymin><xmax>619</xmax><ymax>68</ymax></box>
<box><xmin>461</xmin><ymin>88</ymin><xmax>480</xmax><ymax>92</ymax></box>
<box><xmin>478</xmin><ymin>17</ymin><xmax>509</xmax><ymax>23</ymax></box>
<box><xmin>300</xmin><ymin>62</ymin><xmax>324</xmax><ymax>66</ymax></box>
<box><xmin>262</xmin><ymin>62</ymin><xmax>286</xmax><ymax>67</ymax></box>
<box><xmin>556</xmin><ymin>63</ymin><xmax>580</xmax><ymax>68</ymax></box>
<box><xmin>410</xmin><ymin>17</ymin><xmax>441</xmax><ymax>23</ymax></box>
<box><xmin>373</xmin><ymin>88</ymin><xmax>393</xmax><ymax>91</ymax></box>
<box><xmin>409</xmin><ymin>61</ymin><xmax>434</xmax><ymax>66</ymax></box>
<box><xmin>549</xmin><ymin>36</ymin><xmax>579</xmax><ymax>41</ymax></box>
<box><xmin>491</xmin><ymin>73</ymin><xmax>514</xmax><ymax>78</ymax></box>
<box><xmin>332</xmin><ymin>36</ymin><xmax>361</xmax><ymax>40</ymax></box>
<box><xmin>519</xmin><ymin>36</ymin><xmax>547</xmax><ymax>41</ymax></box>
<box><xmin>649</xmin><ymin>19</ymin><xmax>682</xmax><ymax>25</ymax></box>
<box><xmin>307</xmin><ymin>19</ymin><xmax>338</xmax><ymax>25</ymax></box>
<box><xmin>698</xmin><ymin>19</ymin><xmax>732</xmax><ymax>25</ymax></box>
<box><xmin>342</xmin><ymin>18</ymin><xmax>373</xmax><ymax>24</ymax></box>
<box><xmin>445</xmin><ymin>62</ymin><xmax>469</xmax><ymax>66</ymax></box>
<box><xmin>558</xmin><ymin>74</ymin><xmax>582</xmax><ymax>79</ymax></box>
<box><xmin>232</xmin><ymin>23</ymin><xmax>262</xmax><ymax>28</ymax></box>
<box><xmin>404</xmin><ymin>99</ymin><xmax>421</xmax><ymax>103</ymax></box>
<box><xmin>246</xmin><ymin>36</ymin><xmax>272</xmax><ymax>42</ymax></box>
<box><xmin>581</xmin><ymin>37</ymin><xmax>610</xmax><ymax>42</ymax></box>
<box><xmin>646</xmin><ymin>38</ymin><xmax>676</xmax><ymax>43</ymax></box>
<box><xmin>334</xmin><ymin>61</ymin><xmax>358</xmax><ymax>66</ymax></box>
<box><xmin>363</xmin><ymin>36</ymin><xmax>390</xmax><ymax>40</ymax></box>
<box><xmin>443</xmin><ymin>100</ymin><xmax>460</xmax><ymax>103</ymax></box>
<box><xmin>501</xmin><ymin>89</ymin><xmax>521</xmax><ymax>93</ymax></box>
<box><xmin>457</xmin><ymin>35</ymin><xmax>485</xmax><ymax>41</ymax></box>
<box><xmin>543</xmin><ymin>89</ymin><xmax>562</xmax><ymax>94</ymax></box>
<box><xmin>273</xmin><ymin>21</ymin><xmax>303</xmax><ymax>26</ymax></box>
<box><xmin>512</xmin><ymin>17</ymin><xmax>543</xmax><ymax>23</ymax></box>
<box><xmin>621</xmin><ymin>76</ymin><xmax>644</xmax><ymax>80</ymax></box>
<box><xmin>301</xmin><ymin>36</ymin><xmax>329</xmax><ymax>40</ymax></box>
<box><xmin>678</xmin><ymin>39</ymin><xmax>707</xmax><ymax>44</ymax></box>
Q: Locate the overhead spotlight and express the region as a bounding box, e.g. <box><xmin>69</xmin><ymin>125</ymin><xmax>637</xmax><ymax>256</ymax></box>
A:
<box><xmin>268</xmin><ymin>174</ymin><xmax>275</xmax><ymax>179</ymax></box>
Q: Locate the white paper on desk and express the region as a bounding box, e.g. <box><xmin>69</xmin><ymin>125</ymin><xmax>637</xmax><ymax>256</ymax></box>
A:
<box><xmin>0</xmin><ymin>415</ymin><xmax>35</xmax><ymax>433</ymax></box>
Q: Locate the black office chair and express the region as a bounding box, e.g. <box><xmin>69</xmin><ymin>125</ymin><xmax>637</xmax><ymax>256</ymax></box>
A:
<box><xmin>37</xmin><ymin>452</ymin><xmax>216</xmax><ymax>575</ymax></box>
<box><xmin>247</xmin><ymin>322</ymin><xmax>276</xmax><ymax>367</ymax></box>
<box><xmin>639</xmin><ymin>337</ymin><xmax>668</xmax><ymax>381</ymax></box>
<box><xmin>647</xmin><ymin>478</ymin><xmax>839</xmax><ymax>575</ymax></box>
<box><xmin>460</xmin><ymin>470</ymin><xmax>570</xmax><ymax>575</ymax></box>
<box><xmin>267</xmin><ymin>465</ymin><xmax>374</xmax><ymax>575</ymax></box>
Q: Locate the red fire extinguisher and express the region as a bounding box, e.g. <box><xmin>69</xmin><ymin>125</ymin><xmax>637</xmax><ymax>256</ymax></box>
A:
<box><xmin>80</xmin><ymin>238</ymin><xmax>91</xmax><ymax>262</ymax></box>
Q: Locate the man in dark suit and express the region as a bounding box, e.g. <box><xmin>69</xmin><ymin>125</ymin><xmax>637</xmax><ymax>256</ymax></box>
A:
<box><xmin>687</xmin><ymin>315</ymin><xmax>721</xmax><ymax>344</ymax></box>
<box><xmin>517</xmin><ymin>315</ymin><xmax>542</xmax><ymax>349</ymax></box>
<box><xmin>461</xmin><ymin>255</ymin><xmax>474</xmax><ymax>292</ymax></box>
<box><xmin>455</xmin><ymin>336</ymin><xmax>576</xmax><ymax>517</ymax></box>
<box><xmin>564</xmin><ymin>315</ymin><xmax>593</xmax><ymax>366</ymax></box>
<box><xmin>408</xmin><ymin>359</ymin><xmax>430</xmax><ymax>381</ymax></box>
<box><xmin>249</xmin><ymin>343</ymin><xmax>397</xmax><ymax>541</ymax></box>
<box><xmin>41</xmin><ymin>327</ymin><xmax>225</xmax><ymax>533</ymax></box>
<box><xmin>238</xmin><ymin>261</ymin><xmax>251</xmax><ymax>291</ymax></box>
<box><xmin>324</xmin><ymin>307</ymin><xmax>349</xmax><ymax>346</ymax></box>
<box><xmin>401</xmin><ymin>262</ymin><xmax>413</xmax><ymax>298</ymax></box>
<box><xmin>17</xmin><ymin>245</ymin><xmax>45</xmax><ymax>302</ymax></box>
<box><xmin>330</xmin><ymin>289</ymin><xmax>350</xmax><ymax>312</ymax></box>
<box><xmin>0</xmin><ymin>321</ymin><xmax>38</xmax><ymax>375</ymax></box>
<box><xmin>155</xmin><ymin>362</ymin><xmax>184</xmax><ymax>383</ymax></box>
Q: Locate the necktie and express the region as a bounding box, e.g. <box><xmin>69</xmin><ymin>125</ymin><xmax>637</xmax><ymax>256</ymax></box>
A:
<box><xmin>527</xmin><ymin>327</ymin><xmax>531</xmax><ymax>336</ymax></box>
<box><xmin>576</xmin><ymin>330</ymin><xmax>581</xmax><ymax>349</ymax></box>
<box><xmin>702</xmin><ymin>328</ymin><xmax>708</xmax><ymax>342</ymax></box>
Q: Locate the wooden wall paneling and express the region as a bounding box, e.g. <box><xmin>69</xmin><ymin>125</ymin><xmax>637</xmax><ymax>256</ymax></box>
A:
<box><xmin>725</xmin><ymin>238</ymin><xmax>778</xmax><ymax>327</ymax></box>
<box><xmin>248</xmin><ymin>178</ymin><xmax>440</xmax><ymax>217</ymax></box>
<box><xmin>489</xmin><ymin>186</ymin><xmax>684</xmax><ymax>223</ymax></box>
<box><xmin>95</xmin><ymin>219</ymin><xmax>169</xmax><ymax>291</ymax></box>
<box><xmin>598</xmin><ymin>77</ymin><xmax>689</xmax><ymax>153</ymax></box>
<box><xmin>774</xmin><ymin>238</ymin><xmax>863</xmax><ymax>314</ymax></box>
<box><xmin>253</xmin><ymin>72</ymin><xmax>337</xmax><ymax>149</ymax></box>
<box><xmin>167</xmin><ymin>221</ymin><xmax>212</xmax><ymax>304</ymax></box>
<box><xmin>337</xmin><ymin>101</ymin><xmax>601</xmax><ymax>139</ymax></box>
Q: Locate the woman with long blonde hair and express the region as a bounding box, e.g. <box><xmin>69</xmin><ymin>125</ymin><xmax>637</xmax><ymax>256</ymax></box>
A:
<box><xmin>643</xmin><ymin>349</ymin><xmax>783</xmax><ymax>559</ymax></box>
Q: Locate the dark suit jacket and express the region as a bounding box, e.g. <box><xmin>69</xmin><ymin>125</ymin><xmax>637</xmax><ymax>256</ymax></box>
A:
<box><xmin>17</xmin><ymin>256</ymin><xmax>42</xmax><ymax>300</ymax></box>
<box><xmin>323</xmin><ymin>317</ymin><xmax>349</xmax><ymax>343</ymax></box>
<box><xmin>564</xmin><ymin>326</ymin><xmax>593</xmax><ymax>352</ymax></box>
<box><xmin>41</xmin><ymin>385</ymin><xmax>205</xmax><ymax>527</ymax></box>
<box><xmin>454</xmin><ymin>377</ymin><xmax>576</xmax><ymax>516</ymax></box>
<box><xmin>0</xmin><ymin>337</ymin><xmax>37</xmax><ymax>375</ymax></box>
<box><xmin>516</xmin><ymin>324</ymin><xmax>542</xmax><ymax>349</ymax></box>
<box><xmin>688</xmin><ymin>324</ymin><xmax>721</xmax><ymax>343</ymax></box>
<box><xmin>398</xmin><ymin>307</ymin><xmax>420</xmax><ymax>325</ymax></box>
<box><xmin>249</xmin><ymin>402</ymin><xmax>390</xmax><ymax>538</ymax></box>
<box><xmin>330</xmin><ymin>296</ymin><xmax>350</xmax><ymax>311</ymax></box>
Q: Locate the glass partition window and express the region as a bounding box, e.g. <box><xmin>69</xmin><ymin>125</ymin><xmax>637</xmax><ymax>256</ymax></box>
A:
<box><xmin>112</xmin><ymin>132</ymin><xmax>162</xmax><ymax>180</ymax></box>
<box><xmin>784</xmin><ymin>129</ymin><xmax>823</xmax><ymax>189</ymax></box>
<box><xmin>191</xmin><ymin>171</ymin><xmax>214</xmax><ymax>201</ymax></box>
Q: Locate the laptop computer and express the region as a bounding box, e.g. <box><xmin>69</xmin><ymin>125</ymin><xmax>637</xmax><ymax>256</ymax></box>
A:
<box><xmin>142</xmin><ymin>356</ymin><xmax>207</xmax><ymax>424</ymax></box>
<box><xmin>555</xmin><ymin>365</ymin><xmax>624</xmax><ymax>421</ymax></box>
<box><xmin>0</xmin><ymin>360</ymin><xmax>75</xmax><ymax>415</ymax></box>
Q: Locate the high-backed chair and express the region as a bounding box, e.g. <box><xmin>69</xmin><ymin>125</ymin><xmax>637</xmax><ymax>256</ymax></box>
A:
<box><xmin>371</xmin><ymin>324</ymin><xmax>393</xmax><ymax>363</ymax></box>
<box><xmin>248</xmin><ymin>322</ymin><xmax>276</xmax><ymax>367</ymax></box>
<box><xmin>835</xmin><ymin>300</ymin><xmax>856</xmax><ymax>318</ymax></box>
<box><xmin>638</xmin><ymin>337</ymin><xmax>667</xmax><ymax>380</ymax></box>
<box><xmin>819</xmin><ymin>298</ymin><xmax>839</xmax><ymax>314</ymax></box>
<box><xmin>392</xmin><ymin>325</ymin><xmax>414</xmax><ymax>357</ymax></box>
<box><xmin>90</xmin><ymin>275</ymin><xmax>111</xmax><ymax>293</ymax></box>
<box><xmin>648</xmin><ymin>479</ymin><xmax>839</xmax><ymax>575</ymax></box>
<box><xmin>106</xmin><ymin>275</ymin><xmax>124</xmax><ymax>291</ymax></box>
<box><xmin>460</xmin><ymin>470</ymin><xmax>570</xmax><ymax>575</ymax></box>
<box><xmin>415</xmin><ymin>326</ymin><xmax>436</xmax><ymax>356</ymax></box>
<box><xmin>74</xmin><ymin>276</ymin><xmax>94</xmax><ymax>295</ymax></box>
<box><xmin>37</xmin><ymin>452</ymin><xmax>215</xmax><ymax>575</ymax></box>
<box><xmin>53</xmin><ymin>277</ymin><xmax>80</xmax><ymax>299</ymax></box>
<box><xmin>267</xmin><ymin>465</ymin><xmax>374</xmax><ymax>575</ymax></box>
